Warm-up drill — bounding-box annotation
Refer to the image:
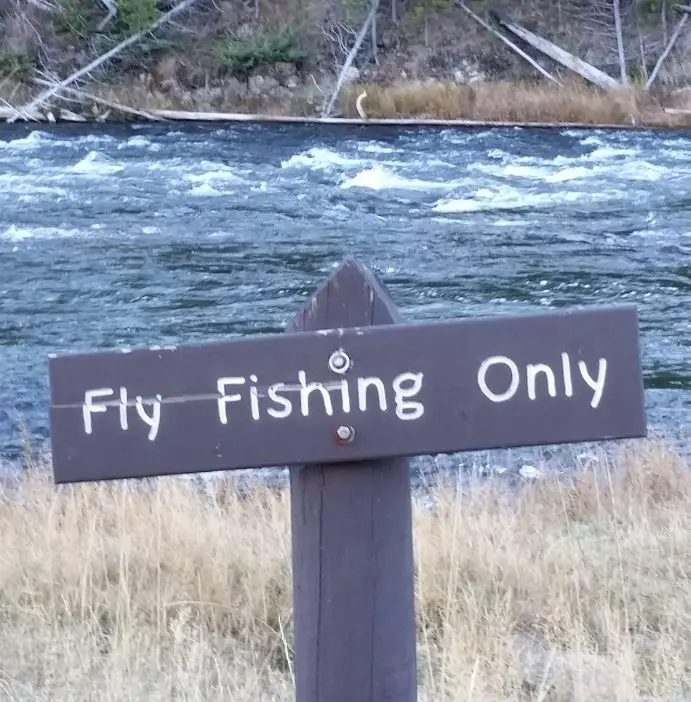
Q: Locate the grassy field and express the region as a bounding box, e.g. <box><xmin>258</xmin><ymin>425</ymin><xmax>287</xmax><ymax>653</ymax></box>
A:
<box><xmin>1</xmin><ymin>437</ymin><xmax>690</xmax><ymax>700</ymax></box>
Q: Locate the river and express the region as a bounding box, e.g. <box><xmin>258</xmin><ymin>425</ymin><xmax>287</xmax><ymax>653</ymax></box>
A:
<box><xmin>0</xmin><ymin>121</ymin><xmax>689</xmax><ymax>474</ymax></box>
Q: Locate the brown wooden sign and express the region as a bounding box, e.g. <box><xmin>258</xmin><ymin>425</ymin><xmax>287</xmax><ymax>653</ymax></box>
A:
<box><xmin>49</xmin><ymin>301</ymin><xmax>645</xmax><ymax>485</ymax></box>
<box><xmin>47</xmin><ymin>258</ymin><xmax>647</xmax><ymax>702</ymax></box>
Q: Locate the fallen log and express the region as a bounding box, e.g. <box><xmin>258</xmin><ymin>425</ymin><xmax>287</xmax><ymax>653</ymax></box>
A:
<box><xmin>454</xmin><ymin>1</ymin><xmax>561</xmax><ymax>86</ymax></box>
<box><xmin>141</xmin><ymin>108</ymin><xmax>643</xmax><ymax>130</ymax></box>
<box><xmin>8</xmin><ymin>0</ymin><xmax>203</xmax><ymax>123</ymax></box>
<box><xmin>31</xmin><ymin>78</ymin><xmax>165</xmax><ymax>121</ymax></box>
<box><xmin>492</xmin><ymin>14</ymin><xmax>621</xmax><ymax>91</ymax></box>
<box><xmin>0</xmin><ymin>106</ymin><xmax>85</xmax><ymax>122</ymax></box>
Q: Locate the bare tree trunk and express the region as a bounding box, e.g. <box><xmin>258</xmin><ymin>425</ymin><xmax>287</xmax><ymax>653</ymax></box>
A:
<box><xmin>8</xmin><ymin>0</ymin><xmax>203</xmax><ymax>123</ymax></box>
<box><xmin>638</xmin><ymin>25</ymin><xmax>648</xmax><ymax>83</ymax></box>
<box><xmin>646</xmin><ymin>11</ymin><xmax>689</xmax><ymax>89</ymax></box>
<box><xmin>322</xmin><ymin>0</ymin><xmax>381</xmax><ymax>117</ymax></box>
<box><xmin>371</xmin><ymin>11</ymin><xmax>378</xmax><ymax>63</ymax></box>
<box><xmin>613</xmin><ymin>0</ymin><xmax>629</xmax><ymax>86</ymax></box>
<box><xmin>456</xmin><ymin>2</ymin><xmax>562</xmax><ymax>86</ymax></box>
<box><xmin>391</xmin><ymin>0</ymin><xmax>397</xmax><ymax>22</ymax></box>
<box><xmin>494</xmin><ymin>15</ymin><xmax>622</xmax><ymax>90</ymax></box>
<box><xmin>424</xmin><ymin>0</ymin><xmax>429</xmax><ymax>47</ymax></box>
<box><xmin>663</xmin><ymin>0</ymin><xmax>669</xmax><ymax>45</ymax></box>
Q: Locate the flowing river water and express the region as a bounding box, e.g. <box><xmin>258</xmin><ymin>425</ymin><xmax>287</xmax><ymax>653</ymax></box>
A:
<box><xmin>0</xmin><ymin>121</ymin><xmax>689</xmax><ymax>477</ymax></box>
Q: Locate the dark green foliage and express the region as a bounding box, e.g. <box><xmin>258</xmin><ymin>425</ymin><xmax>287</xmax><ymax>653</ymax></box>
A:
<box><xmin>53</xmin><ymin>0</ymin><xmax>92</xmax><ymax>39</ymax></box>
<box><xmin>636</xmin><ymin>0</ymin><xmax>662</xmax><ymax>15</ymax></box>
<box><xmin>55</xmin><ymin>0</ymin><xmax>160</xmax><ymax>40</ymax></box>
<box><xmin>0</xmin><ymin>51</ymin><xmax>34</xmax><ymax>77</ymax></box>
<box><xmin>214</xmin><ymin>30</ymin><xmax>309</xmax><ymax>77</ymax></box>
<box><xmin>408</xmin><ymin>0</ymin><xmax>451</xmax><ymax>23</ymax></box>
<box><xmin>117</xmin><ymin>0</ymin><xmax>161</xmax><ymax>35</ymax></box>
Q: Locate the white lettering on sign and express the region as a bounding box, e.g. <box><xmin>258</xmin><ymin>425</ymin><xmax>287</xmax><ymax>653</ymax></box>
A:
<box><xmin>477</xmin><ymin>353</ymin><xmax>608</xmax><ymax>408</ymax></box>
<box><xmin>81</xmin><ymin>370</ymin><xmax>425</xmax><ymax>441</ymax></box>
<box><xmin>476</xmin><ymin>356</ymin><xmax>520</xmax><ymax>403</ymax></box>
<box><xmin>82</xmin><ymin>387</ymin><xmax>162</xmax><ymax>440</ymax></box>
<box><xmin>216</xmin><ymin>370</ymin><xmax>425</xmax><ymax>424</ymax></box>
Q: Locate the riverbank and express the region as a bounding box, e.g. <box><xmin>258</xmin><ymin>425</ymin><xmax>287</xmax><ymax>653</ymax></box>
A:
<box><xmin>4</xmin><ymin>0</ymin><xmax>691</xmax><ymax>129</ymax></box>
<box><xmin>4</xmin><ymin>77</ymin><xmax>691</xmax><ymax>129</ymax></box>
<box><xmin>1</xmin><ymin>438</ymin><xmax>690</xmax><ymax>698</ymax></box>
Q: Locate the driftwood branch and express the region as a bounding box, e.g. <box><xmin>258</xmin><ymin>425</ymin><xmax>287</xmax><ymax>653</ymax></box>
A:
<box><xmin>8</xmin><ymin>0</ymin><xmax>202</xmax><ymax>123</ymax></box>
<box><xmin>646</xmin><ymin>12</ymin><xmax>689</xmax><ymax>89</ymax></box>
<box><xmin>0</xmin><ymin>105</ymin><xmax>85</xmax><ymax>121</ymax></box>
<box><xmin>322</xmin><ymin>0</ymin><xmax>381</xmax><ymax>117</ymax></box>
<box><xmin>356</xmin><ymin>90</ymin><xmax>368</xmax><ymax>119</ymax></box>
<box><xmin>455</xmin><ymin>1</ymin><xmax>561</xmax><ymax>86</ymax></box>
<box><xmin>97</xmin><ymin>0</ymin><xmax>119</xmax><ymax>30</ymax></box>
<box><xmin>31</xmin><ymin>77</ymin><xmax>165</xmax><ymax>121</ymax></box>
<box><xmin>493</xmin><ymin>14</ymin><xmax>621</xmax><ymax>91</ymax></box>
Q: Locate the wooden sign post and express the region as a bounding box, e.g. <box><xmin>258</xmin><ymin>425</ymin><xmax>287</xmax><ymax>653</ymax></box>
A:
<box><xmin>48</xmin><ymin>258</ymin><xmax>647</xmax><ymax>702</ymax></box>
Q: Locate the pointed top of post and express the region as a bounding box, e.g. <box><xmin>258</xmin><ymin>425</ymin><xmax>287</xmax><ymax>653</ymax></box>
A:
<box><xmin>288</xmin><ymin>257</ymin><xmax>402</xmax><ymax>333</ymax></box>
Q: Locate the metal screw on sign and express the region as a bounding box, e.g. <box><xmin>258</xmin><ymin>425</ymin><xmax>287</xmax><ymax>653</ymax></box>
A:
<box><xmin>335</xmin><ymin>425</ymin><xmax>355</xmax><ymax>444</ymax></box>
<box><xmin>328</xmin><ymin>349</ymin><xmax>351</xmax><ymax>374</ymax></box>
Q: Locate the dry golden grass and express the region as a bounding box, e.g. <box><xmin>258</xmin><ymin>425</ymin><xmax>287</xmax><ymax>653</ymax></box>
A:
<box><xmin>1</xmin><ymin>437</ymin><xmax>690</xmax><ymax>700</ymax></box>
<box><xmin>5</xmin><ymin>70</ymin><xmax>691</xmax><ymax>128</ymax></box>
<box><xmin>341</xmin><ymin>79</ymin><xmax>691</xmax><ymax>128</ymax></box>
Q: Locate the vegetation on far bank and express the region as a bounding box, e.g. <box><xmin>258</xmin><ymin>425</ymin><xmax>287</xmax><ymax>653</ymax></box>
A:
<box><xmin>2</xmin><ymin>1</ymin><xmax>691</xmax><ymax>126</ymax></box>
<box><xmin>1</xmin><ymin>438</ymin><xmax>690</xmax><ymax>699</ymax></box>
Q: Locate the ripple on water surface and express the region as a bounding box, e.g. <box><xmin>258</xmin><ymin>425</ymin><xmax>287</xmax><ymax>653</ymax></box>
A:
<box><xmin>0</xmin><ymin>122</ymin><xmax>689</xmax><ymax>463</ymax></box>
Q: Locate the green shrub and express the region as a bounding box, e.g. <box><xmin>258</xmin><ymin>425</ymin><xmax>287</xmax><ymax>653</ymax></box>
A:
<box><xmin>54</xmin><ymin>0</ymin><xmax>91</xmax><ymax>39</ymax></box>
<box><xmin>117</xmin><ymin>0</ymin><xmax>161</xmax><ymax>35</ymax></box>
<box><xmin>54</xmin><ymin>0</ymin><xmax>160</xmax><ymax>40</ymax></box>
<box><xmin>406</xmin><ymin>0</ymin><xmax>451</xmax><ymax>25</ymax></box>
<box><xmin>636</xmin><ymin>0</ymin><xmax>662</xmax><ymax>14</ymax></box>
<box><xmin>0</xmin><ymin>51</ymin><xmax>34</xmax><ymax>77</ymax></box>
<box><xmin>214</xmin><ymin>30</ymin><xmax>308</xmax><ymax>77</ymax></box>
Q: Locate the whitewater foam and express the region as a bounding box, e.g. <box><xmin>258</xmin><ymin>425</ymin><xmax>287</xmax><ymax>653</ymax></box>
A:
<box><xmin>341</xmin><ymin>164</ymin><xmax>461</xmax><ymax>191</ymax></box>
<box><xmin>185</xmin><ymin>162</ymin><xmax>242</xmax><ymax>185</ymax></box>
<box><xmin>585</xmin><ymin>145</ymin><xmax>640</xmax><ymax>160</ymax></box>
<box><xmin>117</xmin><ymin>135</ymin><xmax>160</xmax><ymax>151</ymax></box>
<box><xmin>71</xmin><ymin>151</ymin><xmax>124</xmax><ymax>175</ymax></box>
<box><xmin>280</xmin><ymin>147</ymin><xmax>367</xmax><ymax>170</ymax></box>
<box><xmin>432</xmin><ymin>185</ymin><xmax>585</xmax><ymax>214</ymax></box>
<box><xmin>0</xmin><ymin>131</ymin><xmax>52</xmax><ymax>150</ymax></box>
<box><xmin>189</xmin><ymin>183</ymin><xmax>223</xmax><ymax>197</ymax></box>
<box><xmin>618</xmin><ymin>160</ymin><xmax>668</xmax><ymax>181</ymax></box>
<box><xmin>358</xmin><ymin>142</ymin><xmax>396</xmax><ymax>154</ymax></box>
<box><xmin>1</xmin><ymin>225</ymin><xmax>82</xmax><ymax>241</ymax></box>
